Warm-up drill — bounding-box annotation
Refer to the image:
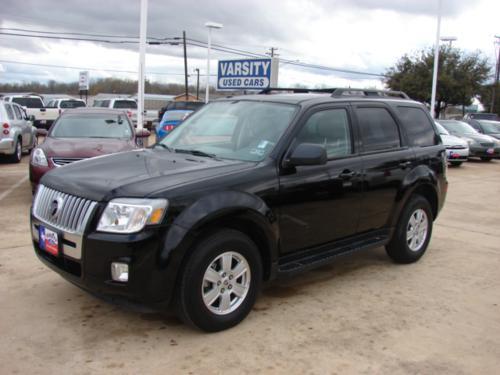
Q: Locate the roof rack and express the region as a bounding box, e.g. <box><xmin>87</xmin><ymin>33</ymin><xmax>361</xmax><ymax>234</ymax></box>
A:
<box><xmin>258</xmin><ymin>87</ymin><xmax>410</xmax><ymax>100</ymax></box>
<box><xmin>259</xmin><ymin>87</ymin><xmax>338</xmax><ymax>94</ymax></box>
<box><xmin>330</xmin><ymin>88</ymin><xmax>410</xmax><ymax>99</ymax></box>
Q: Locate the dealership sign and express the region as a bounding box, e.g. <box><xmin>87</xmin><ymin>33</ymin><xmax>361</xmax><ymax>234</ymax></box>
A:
<box><xmin>217</xmin><ymin>58</ymin><xmax>278</xmax><ymax>90</ymax></box>
<box><xmin>79</xmin><ymin>71</ymin><xmax>89</xmax><ymax>91</ymax></box>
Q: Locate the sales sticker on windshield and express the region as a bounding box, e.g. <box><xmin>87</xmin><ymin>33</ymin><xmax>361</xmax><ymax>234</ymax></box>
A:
<box><xmin>257</xmin><ymin>140</ymin><xmax>270</xmax><ymax>149</ymax></box>
<box><xmin>39</xmin><ymin>226</ymin><xmax>59</xmax><ymax>256</ymax></box>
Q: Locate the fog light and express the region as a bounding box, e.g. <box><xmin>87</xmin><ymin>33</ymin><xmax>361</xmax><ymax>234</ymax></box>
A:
<box><xmin>111</xmin><ymin>262</ymin><xmax>129</xmax><ymax>282</ymax></box>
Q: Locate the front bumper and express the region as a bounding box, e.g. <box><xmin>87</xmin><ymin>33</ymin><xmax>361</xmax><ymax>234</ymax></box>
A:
<box><xmin>469</xmin><ymin>145</ymin><xmax>500</xmax><ymax>158</ymax></box>
<box><xmin>445</xmin><ymin>147</ymin><xmax>468</xmax><ymax>162</ymax></box>
<box><xmin>31</xmin><ymin>214</ymin><xmax>173</xmax><ymax>309</ymax></box>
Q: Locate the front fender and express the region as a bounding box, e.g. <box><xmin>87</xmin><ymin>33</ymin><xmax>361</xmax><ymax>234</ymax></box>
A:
<box><xmin>160</xmin><ymin>190</ymin><xmax>278</xmax><ymax>267</ymax></box>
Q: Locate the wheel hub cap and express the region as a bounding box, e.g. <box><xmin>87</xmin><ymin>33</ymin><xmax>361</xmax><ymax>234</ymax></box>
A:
<box><xmin>406</xmin><ymin>208</ymin><xmax>429</xmax><ymax>252</ymax></box>
<box><xmin>201</xmin><ymin>251</ymin><xmax>251</xmax><ymax>315</ymax></box>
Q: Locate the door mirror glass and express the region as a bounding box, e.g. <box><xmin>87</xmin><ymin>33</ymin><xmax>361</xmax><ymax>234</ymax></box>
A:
<box><xmin>288</xmin><ymin>143</ymin><xmax>327</xmax><ymax>166</ymax></box>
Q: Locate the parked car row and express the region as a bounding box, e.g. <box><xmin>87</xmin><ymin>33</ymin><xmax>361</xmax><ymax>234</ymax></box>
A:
<box><xmin>436</xmin><ymin>119</ymin><xmax>500</xmax><ymax>162</ymax></box>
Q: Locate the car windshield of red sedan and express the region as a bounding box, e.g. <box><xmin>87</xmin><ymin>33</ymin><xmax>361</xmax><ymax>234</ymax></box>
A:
<box><xmin>50</xmin><ymin>114</ymin><xmax>132</xmax><ymax>139</ymax></box>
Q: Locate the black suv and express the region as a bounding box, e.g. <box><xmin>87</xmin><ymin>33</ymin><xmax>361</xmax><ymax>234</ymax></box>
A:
<box><xmin>31</xmin><ymin>88</ymin><xmax>448</xmax><ymax>332</ymax></box>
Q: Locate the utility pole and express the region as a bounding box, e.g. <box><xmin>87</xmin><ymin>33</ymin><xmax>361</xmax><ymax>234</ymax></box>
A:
<box><xmin>194</xmin><ymin>68</ymin><xmax>200</xmax><ymax>100</ymax></box>
<box><xmin>490</xmin><ymin>36</ymin><xmax>500</xmax><ymax>114</ymax></box>
<box><xmin>267</xmin><ymin>47</ymin><xmax>279</xmax><ymax>58</ymax></box>
<box><xmin>183</xmin><ymin>30</ymin><xmax>188</xmax><ymax>100</ymax></box>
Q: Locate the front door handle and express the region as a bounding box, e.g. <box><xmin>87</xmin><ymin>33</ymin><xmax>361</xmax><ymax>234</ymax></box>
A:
<box><xmin>399</xmin><ymin>161</ymin><xmax>412</xmax><ymax>169</ymax></box>
<box><xmin>338</xmin><ymin>170</ymin><xmax>356</xmax><ymax>179</ymax></box>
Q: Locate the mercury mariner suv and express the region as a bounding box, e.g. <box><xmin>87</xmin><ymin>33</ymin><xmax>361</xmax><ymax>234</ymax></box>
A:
<box><xmin>31</xmin><ymin>88</ymin><xmax>448</xmax><ymax>332</ymax></box>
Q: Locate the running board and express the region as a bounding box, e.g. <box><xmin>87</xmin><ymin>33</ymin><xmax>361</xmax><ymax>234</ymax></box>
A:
<box><xmin>277</xmin><ymin>231</ymin><xmax>390</xmax><ymax>276</ymax></box>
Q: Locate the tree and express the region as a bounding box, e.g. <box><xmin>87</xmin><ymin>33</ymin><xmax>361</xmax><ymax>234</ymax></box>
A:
<box><xmin>478</xmin><ymin>83</ymin><xmax>500</xmax><ymax>114</ymax></box>
<box><xmin>385</xmin><ymin>46</ymin><xmax>491</xmax><ymax>118</ymax></box>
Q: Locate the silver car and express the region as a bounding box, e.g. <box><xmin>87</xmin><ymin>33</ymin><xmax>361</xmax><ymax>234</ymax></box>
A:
<box><xmin>0</xmin><ymin>101</ymin><xmax>38</xmax><ymax>162</ymax></box>
<box><xmin>435</xmin><ymin>122</ymin><xmax>469</xmax><ymax>166</ymax></box>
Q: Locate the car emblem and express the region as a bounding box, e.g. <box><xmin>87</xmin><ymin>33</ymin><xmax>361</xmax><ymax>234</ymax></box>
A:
<box><xmin>50</xmin><ymin>197</ymin><xmax>64</xmax><ymax>219</ymax></box>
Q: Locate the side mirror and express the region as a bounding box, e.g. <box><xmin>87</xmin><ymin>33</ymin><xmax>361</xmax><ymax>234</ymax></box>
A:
<box><xmin>135</xmin><ymin>128</ymin><xmax>151</xmax><ymax>138</ymax></box>
<box><xmin>287</xmin><ymin>143</ymin><xmax>327</xmax><ymax>167</ymax></box>
<box><xmin>29</xmin><ymin>115</ymin><xmax>36</xmax><ymax>122</ymax></box>
<box><xmin>36</xmin><ymin>128</ymin><xmax>48</xmax><ymax>136</ymax></box>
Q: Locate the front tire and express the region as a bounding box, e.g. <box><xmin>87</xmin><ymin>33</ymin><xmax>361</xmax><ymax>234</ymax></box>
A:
<box><xmin>175</xmin><ymin>229</ymin><xmax>262</xmax><ymax>332</ymax></box>
<box><xmin>481</xmin><ymin>157</ymin><xmax>492</xmax><ymax>161</ymax></box>
<box><xmin>386</xmin><ymin>195</ymin><xmax>433</xmax><ymax>264</ymax></box>
<box><xmin>450</xmin><ymin>161</ymin><xmax>462</xmax><ymax>166</ymax></box>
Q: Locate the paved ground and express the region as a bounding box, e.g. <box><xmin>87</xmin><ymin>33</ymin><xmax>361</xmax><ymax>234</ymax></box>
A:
<box><xmin>0</xmin><ymin>155</ymin><xmax>499</xmax><ymax>374</ymax></box>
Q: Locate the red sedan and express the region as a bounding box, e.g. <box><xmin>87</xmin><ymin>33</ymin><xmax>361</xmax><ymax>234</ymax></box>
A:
<box><xmin>30</xmin><ymin>108</ymin><xmax>150</xmax><ymax>192</ymax></box>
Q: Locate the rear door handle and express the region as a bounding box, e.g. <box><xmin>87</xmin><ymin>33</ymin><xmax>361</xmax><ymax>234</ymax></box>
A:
<box><xmin>399</xmin><ymin>161</ymin><xmax>412</xmax><ymax>169</ymax></box>
<box><xmin>338</xmin><ymin>170</ymin><xmax>356</xmax><ymax>179</ymax></box>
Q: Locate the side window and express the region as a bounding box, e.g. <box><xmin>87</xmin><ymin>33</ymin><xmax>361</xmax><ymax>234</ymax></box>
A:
<box><xmin>46</xmin><ymin>100</ymin><xmax>54</xmax><ymax>108</ymax></box>
<box><xmin>397</xmin><ymin>106</ymin><xmax>437</xmax><ymax>147</ymax></box>
<box><xmin>13</xmin><ymin>105</ymin><xmax>23</xmax><ymax>120</ymax></box>
<box><xmin>357</xmin><ymin>107</ymin><xmax>401</xmax><ymax>152</ymax></box>
<box><xmin>101</xmin><ymin>100</ymin><xmax>111</xmax><ymax>108</ymax></box>
<box><xmin>296</xmin><ymin>109</ymin><xmax>352</xmax><ymax>158</ymax></box>
<box><xmin>5</xmin><ymin>104</ymin><xmax>15</xmax><ymax>120</ymax></box>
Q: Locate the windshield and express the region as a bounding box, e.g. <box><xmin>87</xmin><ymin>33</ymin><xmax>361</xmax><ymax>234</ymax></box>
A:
<box><xmin>50</xmin><ymin>114</ymin><xmax>133</xmax><ymax>139</ymax></box>
<box><xmin>435</xmin><ymin>122</ymin><xmax>449</xmax><ymax>135</ymax></box>
<box><xmin>477</xmin><ymin>120</ymin><xmax>500</xmax><ymax>134</ymax></box>
<box><xmin>113</xmin><ymin>100</ymin><xmax>137</xmax><ymax>109</ymax></box>
<box><xmin>60</xmin><ymin>100</ymin><xmax>86</xmax><ymax>109</ymax></box>
<box><xmin>439</xmin><ymin>120</ymin><xmax>478</xmax><ymax>136</ymax></box>
<box><xmin>163</xmin><ymin>111</ymin><xmax>192</xmax><ymax>121</ymax></box>
<box><xmin>160</xmin><ymin>100</ymin><xmax>298</xmax><ymax>162</ymax></box>
<box><xmin>12</xmin><ymin>97</ymin><xmax>44</xmax><ymax>108</ymax></box>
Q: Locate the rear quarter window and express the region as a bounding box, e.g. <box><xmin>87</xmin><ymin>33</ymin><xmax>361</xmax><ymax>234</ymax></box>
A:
<box><xmin>397</xmin><ymin>106</ymin><xmax>438</xmax><ymax>147</ymax></box>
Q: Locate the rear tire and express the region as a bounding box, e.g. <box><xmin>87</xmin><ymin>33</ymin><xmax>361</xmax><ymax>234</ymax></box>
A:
<box><xmin>175</xmin><ymin>229</ymin><xmax>262</xmax><ymax>332</ymax></box>
<box><xmin>386</xmin><ymin>195</ymin><xmax>433</xmax><ymax>264</ymax></box>
<box><xmin>9</xmin><ymin>138</ymin><xmax>22</xmax><ymax>163</ymax></box>
<box><xmin>450</xmin><ymin>161</ymin><xmax>462</xmax><ymax>166</ymax></box>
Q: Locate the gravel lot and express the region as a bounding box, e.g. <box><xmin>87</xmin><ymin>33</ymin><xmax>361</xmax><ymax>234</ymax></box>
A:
<box><xmin>0</xmin><ymin>156</ymin><xmax>499</xmax><ymax>374</ymax></box>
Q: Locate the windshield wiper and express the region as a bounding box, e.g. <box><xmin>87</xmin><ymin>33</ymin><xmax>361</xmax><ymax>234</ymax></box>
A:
<box><xmin>152</xmin><ymin>143</ymin><xmax>174</xmax><ymax>152</ymax></box>
<box><xmin>174</xmin><ymin>148</ymin><xmax>220</xmax><ymax>160</ymax></box>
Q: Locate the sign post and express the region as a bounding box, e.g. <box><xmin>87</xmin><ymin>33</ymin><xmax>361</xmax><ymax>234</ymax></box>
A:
<box><xmin>78</xmin><ymin>71</ymin><xmax>89</xmax><ymax>104</ymax></box>
<box><xmin>217</xmin><ymin>58</ymin><xmax>279</xmax><ymax>91</ymax></box>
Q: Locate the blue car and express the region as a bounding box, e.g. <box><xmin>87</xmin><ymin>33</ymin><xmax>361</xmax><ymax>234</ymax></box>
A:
<box><xmin>155</xmin><ymin>109</ymin><xmax>193</xmax><ymax>141</ymax></box>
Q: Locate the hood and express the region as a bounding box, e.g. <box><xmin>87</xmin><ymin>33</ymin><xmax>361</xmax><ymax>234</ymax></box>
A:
<box><xmin>440</xmin><ymin>134</ymin><xmax>468</xmax><ymax>148</ymax></box>
<box><xmin>455</xmin><ymin>133</ymin><xmax>498</xmax><ymax>143</ymax></box>
<box><xmin>486</xmin><ymin>133</ymin><xmax>500</xmax><ymax>140</ymax></box>
<box><xmin>41</xmin><ymin>149</ymin><xmax>253</xmax><ymax>202</ymax></box>
<box><xmin>41</xmin><ymin>137</ymin><xmax>137</xmax><ymax>158</ymax></box>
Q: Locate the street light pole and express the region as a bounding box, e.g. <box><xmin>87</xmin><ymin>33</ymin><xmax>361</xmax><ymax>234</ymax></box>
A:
<box><xmin>204</xmin><ymin>22</ymin><xmax>223</xmax><ymax>104</ymax></box>
<box><xmin>491</xmin><ymin>36</ymin><xmax>500</xmax><ymax>114</ymax></box>
<box><xmin>137</xmin><ymin>0</ymin><xmax>148</xmax><ymax>130</ymax></box>
<box><xmin>195</xmin><ymin>68</ymin><xmax>200</xmax><ymax>100</ymax></box>
<box><xmin>430</xmin><ymin>0</ymin><xmax>442</xmax><ymax>119</ymax></box>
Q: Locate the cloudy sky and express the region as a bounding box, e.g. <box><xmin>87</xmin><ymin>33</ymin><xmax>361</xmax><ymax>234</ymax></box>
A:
<box><xmin>0</xmin><ymin>0</ymin><xmax>498</xmax><ymax>90</ymax></box>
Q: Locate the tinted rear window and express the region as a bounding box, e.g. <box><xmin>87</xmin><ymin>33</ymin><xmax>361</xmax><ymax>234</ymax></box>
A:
<box><xmin>12</xmin><ymin>97</ymin><xmax>44</xmax><ymax>108</ymax></box>
<box><xmin>113</xmin><ymin>100</ymin><xmax>137</xmax><ymax>109</ymax></box>
<box><xmin>397</xmin><ymin>106</ymin><xmax>437</xmax><ymax>147</ymax></box>
<box><xmin>60</xmin><ymin>100</ymin><xmax>86</xmax><ymax>109</ymax></box>
<box><xmin>357</xmin><ymin>107</ymin><xmax>401</xmax><ymax>152</ymax></box>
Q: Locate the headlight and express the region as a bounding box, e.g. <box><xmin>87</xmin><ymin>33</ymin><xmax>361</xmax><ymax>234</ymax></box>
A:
<box><xmin>31</xmin><ymin>148</ymin><xmax>48</xmax><ymax>167</ymax></box>
<box><xmin>97</xmin><ymin>198</ymin><xmax>168</xmax><ymax>233</ymax></box>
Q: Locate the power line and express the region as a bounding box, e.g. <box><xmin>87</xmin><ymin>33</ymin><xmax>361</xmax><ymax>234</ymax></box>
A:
<box><xmin>0</xmin><ymin>28</ymin><xmax>386</xmax><ymax>78</ymax></box>
<box><xmin>0</xmin><ymin>59</ymin><xmax>194</xmax><ymax>76</ymax></box>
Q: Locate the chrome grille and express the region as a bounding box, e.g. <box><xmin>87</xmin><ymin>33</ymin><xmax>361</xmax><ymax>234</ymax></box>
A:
<box><xmin>33</xmin><ymin>185</ymin><xmax>97</xmax><ymax>234</ymax></box>
<box><xmin>449</xmin><ymin>145</ymin><xmax>467</xmax><ymax>149</ymax></box>
<box><xmin>52</xmin><ymin>157</ymin><xmax>85</xmax><ymax>167</ymax></box>
<box><xmin>480</xmin><ymin>143</ymin><xmax>494</xmax><ymax>147</ymax></box>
